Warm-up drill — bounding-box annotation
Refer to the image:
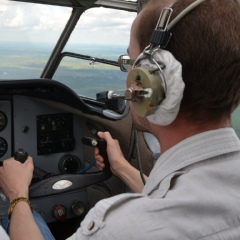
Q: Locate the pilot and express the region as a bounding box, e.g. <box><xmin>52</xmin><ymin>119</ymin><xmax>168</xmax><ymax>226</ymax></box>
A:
<box><xmin>0</xmin><ymin>0</ymin><xmax>240</xmax><ymax>239</ymax></box>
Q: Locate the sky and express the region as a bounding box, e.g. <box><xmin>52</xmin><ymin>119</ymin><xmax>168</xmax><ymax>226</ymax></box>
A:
<box><xmin>0</xmin><ymin>0</ymin><xmax>137</xmax><ymax>45</ymax></box>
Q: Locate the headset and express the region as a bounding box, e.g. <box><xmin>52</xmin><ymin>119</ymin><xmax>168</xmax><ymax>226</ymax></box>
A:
<box><xmin>125</xmin><ymin>0</ymin><xmax>207</xmax><ymax>118</ymax></box>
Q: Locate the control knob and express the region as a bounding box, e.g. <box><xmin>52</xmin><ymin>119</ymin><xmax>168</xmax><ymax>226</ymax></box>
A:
<box><xmin>72</xmin><ymin>201</ymin><xmax>85</xmax><ymax>216</ymax></box>
<box><xmin>52</xmin><ymin>204</ymin><xmax>67</xmax><ymax>222</ymax></box>
<box><xmin>58</xmin><ymin>154</ymin><xmax>81</xmax><ymax>174</ymax></box>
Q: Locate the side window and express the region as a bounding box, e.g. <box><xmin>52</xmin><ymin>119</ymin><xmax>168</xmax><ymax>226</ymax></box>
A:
<box><xmin>54</xmin><ymin>55</ymin><xmax>127</xmax><ymax>99</ymax></box>
<box><xmin>53</xmin><ymin>8</ymin><xmax>136</xmax><ymax>99</ymax></box>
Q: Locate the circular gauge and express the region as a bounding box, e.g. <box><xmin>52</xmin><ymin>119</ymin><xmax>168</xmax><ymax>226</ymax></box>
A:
<box><xmin>0</xmin><ymin>111</ymin><xmax>7</xmax><ymax>132</ymax></box>
<box><xmin>0</xmin><ymin>137</ymin><xmax>8</xmax><ymax>158</ymax></box>
<box><xmin>58</xmin><ymin>154</ymin><xmax>81</xmax><ymax>174</ymax></box>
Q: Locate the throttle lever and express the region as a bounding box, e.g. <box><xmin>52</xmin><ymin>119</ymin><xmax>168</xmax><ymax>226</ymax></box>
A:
<box><xmin>0</xmin><ymin>149</ymin><xmax>28</xmax><ymax>166</ymax></box>
<box><xmin>14</xmin><ymin>148</ymin><xmax>28</xmax><ymax>163</ymax></box>
<box><xmin>96</xmin><ymin>138</ymin><xmax>111</xmax><ymax>173</ymax></box>
<box><xmin>14</xmin><ymin>148</ymin><xmax>52</xmax><ymax>180</ymax></box>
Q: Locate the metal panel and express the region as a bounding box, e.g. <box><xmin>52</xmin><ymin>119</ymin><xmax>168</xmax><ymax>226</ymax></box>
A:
<box><xmin>9</xmin><ymin>0</ymin><xmax>97</xmax><ymax>8</ymax></box>
<box><xmin>9</xmin><ymin>0</ymin><xmax>138</xmax><ymax>11</ymax></box>
<box><xmin>95</xmin><ymin>0</ymin><xmax>137</xmax><ymax>11</ymax></box>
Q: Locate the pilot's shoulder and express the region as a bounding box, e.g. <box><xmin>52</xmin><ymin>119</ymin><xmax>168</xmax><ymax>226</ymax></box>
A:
<box><xmin>71</xmin><ymin>193</ymin><xmax>146</xmax><ymax>239</ymax></box>
<box><xmin>94</xmin><ymin>192</ymin><xmax>145</xmax><ymax>219</ymax></box>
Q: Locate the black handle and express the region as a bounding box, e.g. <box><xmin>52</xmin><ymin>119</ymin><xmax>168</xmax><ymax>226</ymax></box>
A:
<box><xmin>97</xmin><ymin>138</ymin><xmax>111</xmax><ymax>173</ymax></box>
<box><xmin>0</xmin><ymin>149</ymin><xmax>28</xmax><ymax>166</ymax></box>
<box><xmin>14</xmin><ymin>149</ymin><xmax>28</xmax><ymax>163</ymax></box>
<box><xmin>14</xmin><ymin>149</ymin><xmax>51</xmax><ymax>180</ymax></box>
<box><xmin>81</xmin><ymin>136</ymin><xmax>111</xmax><ymax>175</ymax></box>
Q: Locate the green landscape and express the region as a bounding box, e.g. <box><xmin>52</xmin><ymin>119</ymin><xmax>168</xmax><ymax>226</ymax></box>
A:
<box><xmin>0</xmin><ymin>42</ymin><xmax>128</xmax><ymax>99</ymax></box>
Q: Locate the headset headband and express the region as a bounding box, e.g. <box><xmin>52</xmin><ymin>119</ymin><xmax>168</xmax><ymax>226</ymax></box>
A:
<box><xmin>149</xmin><ymin>0</ymin><xmax>207</xmax><ymax>50</ymax></box>
<box><xmin>168</xmin><ymin>0</ymin><xmax>207</xmax><ymax>30</ymax></box>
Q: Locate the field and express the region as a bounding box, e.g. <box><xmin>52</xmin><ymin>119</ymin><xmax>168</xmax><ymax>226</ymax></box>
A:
<box><xmin>0</xmin><ymin>42</ymin><xmax>128</xmax><ymax>98</ymax></box>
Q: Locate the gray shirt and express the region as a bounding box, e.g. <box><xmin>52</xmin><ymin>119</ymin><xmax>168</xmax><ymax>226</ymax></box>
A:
<box><xmin>67</xmin><ymin>128</ymin><xmax>240</xmax><ymax>239</ymax></box>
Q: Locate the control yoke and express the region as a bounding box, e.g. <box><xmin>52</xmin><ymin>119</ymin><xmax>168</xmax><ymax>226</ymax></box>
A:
<box><xmin>13</xmin><ymin>138</ymin><xmax>112</xmax><ymax>198</ymax></box>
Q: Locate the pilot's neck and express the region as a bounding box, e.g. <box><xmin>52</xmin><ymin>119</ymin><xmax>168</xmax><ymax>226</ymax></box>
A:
<box><xmin>151</xmin><ymin>112</ymin><xmax>231</xmax><ymax>154</ymax></box>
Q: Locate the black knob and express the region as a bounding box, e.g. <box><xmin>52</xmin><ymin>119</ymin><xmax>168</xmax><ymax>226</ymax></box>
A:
<box><xmin>14</xmin><ymin>149</ymin><xmax>28</xmax><ymax>163</ymax></box>
<box><xmin>58</xmin><ymin>154</ymin><xmax>81</xmax><ymax>174</ymax></box>
<box><xmin>72</xmin><ymin>201</ymin><xmax>85</xmax><ymax>216</ymax></box>
<box><xmin>52</xmin><ymin>204</ymin><xmax>67</xmax><ymax>222</ymax></box>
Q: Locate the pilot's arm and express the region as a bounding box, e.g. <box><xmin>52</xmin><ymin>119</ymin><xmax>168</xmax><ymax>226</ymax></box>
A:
<box><xmin>0</xmin><ymin>157</ymin><xmax>44</xmax><ymax>240</ymax></box>
<box><xmin>95</xmin><ymin>131</ymin><xmax>148</xmax><ymax>193</ymax></box>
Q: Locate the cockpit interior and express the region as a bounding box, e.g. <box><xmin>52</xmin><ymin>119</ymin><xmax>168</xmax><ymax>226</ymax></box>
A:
<box><xmin>0</xmin><ymin>0</ymin><xmax>239</xmax><ymax>239</ymax></box>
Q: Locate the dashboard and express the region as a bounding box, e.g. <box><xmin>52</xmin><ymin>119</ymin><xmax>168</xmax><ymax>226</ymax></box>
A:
<box><xmin>0</xmin><ymin>79</ymin><xmax>112</xmax><ymax>224</ymax></box>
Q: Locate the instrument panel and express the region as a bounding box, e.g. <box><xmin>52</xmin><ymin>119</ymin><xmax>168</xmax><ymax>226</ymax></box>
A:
<box><xmin>12</xmin><ymin>95</ymin><xmax>84</xmax><ymax>174</ymax></box>
<box><xmin>37</xmin><ymin>113</ymin><xmax>74</xmax><ymax>155</ymax></box>
<box><xmin>0</xmin><ymin>95</ymin><xmax>90</xmax><ymax>223</ymax></box>
<box><xmin>0</xmin><ymin>79</ymin><xmax>114</xmax><ymax>226</ymax></box>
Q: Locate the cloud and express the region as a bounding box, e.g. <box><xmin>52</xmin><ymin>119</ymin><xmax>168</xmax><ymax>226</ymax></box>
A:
<box><xmin>32</xmin><ymin>6</ymin><xmax>70</xmax><ymax>31</ymax></box>
<box><xmin>71</xmin><ymin>7</ymin><xmax>136</xmax><ymax>44</ymax></box>
<box><xmin>0</xmin><ymin>1</ymin><xmax>70</xmax><ymax>30</ymax></box>
<box><xmin>0</xmin><ymin>0</ymin><xmax>136</xmax><ymax>45</ymax></box>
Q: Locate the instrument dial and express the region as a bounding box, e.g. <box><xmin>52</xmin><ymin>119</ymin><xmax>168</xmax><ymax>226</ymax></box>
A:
<box><xmin>58</xmin><ymin>154</ymin><xmax>81</xmax><ymax>174</ymax></box>
<box><xmin>0</xmin><ymin>111</ymin><xmax>7</xmax><ymax>132</ymax></box>
<box><xmin>0</xmin><ymin>137</ymin><xmax>8</xmax><ymax>158</ymax></box>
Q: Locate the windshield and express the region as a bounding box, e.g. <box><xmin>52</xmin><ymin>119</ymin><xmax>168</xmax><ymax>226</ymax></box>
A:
<box><xmin>0</xmin><ymin>1</ymin><xmax>136</xmax><ymax>100</ymax></box>
<box><xmin>0</xmin><ymin>0</ymin><xmax>71</xmax><ymax>79</ymax></box>
<box><xmin>52</xmin><ymin>7</ymin><xmax>136</xmax><ymax>99</ymax></box>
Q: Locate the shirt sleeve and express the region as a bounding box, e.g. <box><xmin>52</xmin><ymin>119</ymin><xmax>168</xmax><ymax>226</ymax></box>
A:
<box><xmin>66</xmin><ymin>193</ymin><xmax>145</xmax><ymax>240</ymax></box>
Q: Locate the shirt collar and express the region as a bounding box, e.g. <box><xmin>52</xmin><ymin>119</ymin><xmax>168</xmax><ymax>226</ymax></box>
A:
<box><xmin>143</xmin><ymin>128</ymin><xmax>240</xmax><ymax>195</ymax></box>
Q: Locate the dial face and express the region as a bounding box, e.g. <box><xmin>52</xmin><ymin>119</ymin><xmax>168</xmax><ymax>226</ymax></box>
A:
<box><xmin>58</xmin><ymin>154</ymin><xmax>81</xmax><ymax>174</ymax></box>
<box><xmin>0</xmin><ymin>111</ymin><xmax>7</xmax><ymax>132</ymax></box>
<box><xmin>0</xmin><ymin>137</ymin><xmax>8</xmax><ymax>158</ymax></box>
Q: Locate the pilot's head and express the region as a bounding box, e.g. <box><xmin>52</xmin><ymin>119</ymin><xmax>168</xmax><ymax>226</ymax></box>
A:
<box><xmin>129</xmin><ymin>0</ymin><xmax>240</xmax><ymax>126</ymax></box>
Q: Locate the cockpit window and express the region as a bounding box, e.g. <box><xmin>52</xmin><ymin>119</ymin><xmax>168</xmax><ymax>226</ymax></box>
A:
<box><xmin>0</xmin><ymin>0</ymin><xmax>71</xmax><ymax>79</ymax></box>
<box><xmin>54</xmin><ymin>7</ymin><xmax>136</xmax><ymax>99</ymax></box>
<box><xmin>0</xmin><ymin>1</ymin><xmax>136</xmax><ymax>101</ymax></box>
<box><xmin>53</xmin><ymin>50</ymin><xmax>128</xmax><ymax>99</ymax></box>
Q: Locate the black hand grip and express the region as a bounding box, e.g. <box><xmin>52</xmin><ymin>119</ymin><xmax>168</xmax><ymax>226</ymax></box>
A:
<box><xmin>81</xmin><ymin>136</ymin><xmax>111</xmax><ymax>175</ymax></box>
<box><xmin>97</xmin><ymin>138</ymin><xmax>111</xmax><ymax>173</ymax></box>
<box><xmin>0</xmin><ymin>149</ymin><xmax>28</xmax><ymax>166</ymax></box>
<box><xmin>14</xmin><ymin>149</ymin><xmax>28</xmax><ymax>163</ymax></box>
<box><xmin>14</xmin><ymin>148</ymin><xmax>51</xmax><ymax>180</ymax></box>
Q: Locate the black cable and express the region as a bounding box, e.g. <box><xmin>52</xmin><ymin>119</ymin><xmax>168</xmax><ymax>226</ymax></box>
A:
<box><xmin>122</xmin><ymin>126</ymin><xmax>136</xmax><ymax>193</ymax></box>
<box><xmin>134</xmin><ymin>129</ymin><xmax>146</xmax><ymax>185</ymax></box>
<box><xmin>127</xmin><ymin>126</ymin><xmax>135</xmax><ymax>161</ymax></box>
